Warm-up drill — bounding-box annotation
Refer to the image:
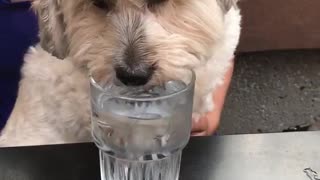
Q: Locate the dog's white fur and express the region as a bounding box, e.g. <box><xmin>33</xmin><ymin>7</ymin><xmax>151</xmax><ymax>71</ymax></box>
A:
<box><xmin>0</xmin><ymin>0</ymin><xmax>241</xmax><ymax>147</ymax></box>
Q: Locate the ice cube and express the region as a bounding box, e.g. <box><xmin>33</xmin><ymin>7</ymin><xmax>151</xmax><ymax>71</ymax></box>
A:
<box><xmin>106</xmin><ymin>84</ymin><xmax>146</xmax><ymax>98</ymax></box>
<box><xmin>145</xmin><ymin>80</ymin><xmax>187</xmax><ymax>97</ymax></box>
<box><xmin>148</xmin><ymin>86</ymin><xmax>166</xmax><ymax>97</ymax></box>
<box><xmin>164</xmin><ymin>80</ymin><xmax>187</xmax><ymax>94</ymax></box>
<box><xmin>99</xmin><ymin>95</ymin><xmax>168</xmax><ymax>120</ymax></box>
<box><xmin>103</xmin><ymin>79</ymin><xmax>186</xmax><ymax>98</ymax></box>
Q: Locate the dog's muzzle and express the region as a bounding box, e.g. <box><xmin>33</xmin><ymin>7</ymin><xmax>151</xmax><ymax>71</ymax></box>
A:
<box><xmin>115</xmin><ymin>64</ymin><xmax>154</xmax><ymax>86</ymax></box>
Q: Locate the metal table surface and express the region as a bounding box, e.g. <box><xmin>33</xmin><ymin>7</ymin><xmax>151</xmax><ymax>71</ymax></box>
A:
<box><xmin>0</xmin><ymin>132</ymin><xmax>319</xmax><ymax>180</ymax></box>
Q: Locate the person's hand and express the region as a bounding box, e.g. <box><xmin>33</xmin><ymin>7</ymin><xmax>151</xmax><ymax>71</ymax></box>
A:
<box><xmin>191</xmin><ymin>59</ymin><xmax>234</xmax><ymax>136</ymax></box>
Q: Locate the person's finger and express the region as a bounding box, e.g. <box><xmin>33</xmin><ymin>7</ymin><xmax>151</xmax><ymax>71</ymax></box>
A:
<box><xmin>191</xmin><ymin>58</ymin><xmax>235</xmax><ymax>136</ymax></box>
<box><xmin>207</xmin><ymin>63</ymin><xmax>234</xmax><ymax>135</ymax></box>
<box><xmin>205</xmin><ymin>60</ymin><xmax>234</xmax><ymax>135</ymax></box>
<box><xmin>191</xmin><ymin>131</ymin><xmax>207</xmax><ymax>136</ymax></box>
<box><xmin>191</xmin><ymin>116</ymin><xmax>209</xmax><ymax>133</ymax></box>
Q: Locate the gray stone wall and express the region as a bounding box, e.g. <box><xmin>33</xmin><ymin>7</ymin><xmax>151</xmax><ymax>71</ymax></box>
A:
<box><xmin>218</xmin><ymin>50</ymin><xmax>320</xmax><ymax>135</ymax></box>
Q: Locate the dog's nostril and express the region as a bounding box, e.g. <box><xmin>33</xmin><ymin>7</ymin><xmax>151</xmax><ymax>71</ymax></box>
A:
<box><xmin>115</xmin><ymin>66</ymin><xmax>153</xmax><ymax>86</ymax></box>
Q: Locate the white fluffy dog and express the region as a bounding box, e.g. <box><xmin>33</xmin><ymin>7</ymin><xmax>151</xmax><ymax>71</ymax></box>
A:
<box><xmin>0</xmin><ymin>0</ymin><xmax>241</xmax><ymax>146</ymax></box>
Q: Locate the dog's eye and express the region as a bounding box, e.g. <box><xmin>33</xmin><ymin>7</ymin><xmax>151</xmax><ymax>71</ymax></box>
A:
<box><xmin>147</xmin><ymin>0</ymin><xmax>167</xmax><ymax>8</ymax></box>
<box><xmin>93</xmin><ymin>0</ymin><xmax>111</xmax><ymax>10</ymax></box>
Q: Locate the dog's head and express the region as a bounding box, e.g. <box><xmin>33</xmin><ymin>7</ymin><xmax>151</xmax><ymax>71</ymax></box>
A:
<box><xmin>33</xmin><ymin>0</ymin><xmax>238</xmax><ymax>87</ymax></box>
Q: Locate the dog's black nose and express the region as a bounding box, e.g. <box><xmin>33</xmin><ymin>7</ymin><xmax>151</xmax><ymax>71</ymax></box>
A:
<box><xmin>115</xmin><ymin>65</ymin><xmax>154</xmax><ymax>86</ymax></box>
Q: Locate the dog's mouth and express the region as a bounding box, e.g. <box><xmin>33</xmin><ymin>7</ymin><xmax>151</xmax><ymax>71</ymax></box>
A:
<box><xmin>101</xmin><ymin>79</ymin><xmax>187</xmax><ymax>99</ymax></box>
<box><xmin>114</xmin><ymin>65</ymin><xmax>155</xmax><ymax>87</ymax></box>
<box><xmin>91</xmin><ymin>70</ymin><xmax>193</xmax><ymax>100</ymax></box>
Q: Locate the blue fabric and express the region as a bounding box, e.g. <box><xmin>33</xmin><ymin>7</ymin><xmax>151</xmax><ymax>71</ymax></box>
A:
<box><xmin>0</xmin><ymin>0</ymin><xmax>10</xmax><ymax>5</ymax></box>
<box><xmin>0</xmin><ymin>0</ymin><xmax>18</xmax><ymax>7</ymax></box>
<box><xmin>0</xmin><ymin>2</ymin><xmax>39</xmax><ymax>129</ymax></box>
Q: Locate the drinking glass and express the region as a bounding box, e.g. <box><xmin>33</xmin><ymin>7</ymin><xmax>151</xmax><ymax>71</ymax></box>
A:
<box><xmin>90</xmin><ymin>72</ymin><xmax>195</xmax><ymax>180</ymax></box>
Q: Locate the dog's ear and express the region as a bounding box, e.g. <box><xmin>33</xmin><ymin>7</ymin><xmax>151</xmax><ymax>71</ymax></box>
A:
<box><xmin>32</xmin><ymin>0</ymin><xmax>68</xmax><ymax>59</ymax></box>
<box><xmin>217</xmin><ymin>0</ymin><xmax>239</xmax><ymax>14</ymax></box>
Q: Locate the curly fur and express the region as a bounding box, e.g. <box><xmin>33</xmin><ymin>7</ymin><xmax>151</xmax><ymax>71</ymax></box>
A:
<box><xmin>0</xmin><ymin>0</ymin><xmax>241</xmax><ymax>147</ymax></box>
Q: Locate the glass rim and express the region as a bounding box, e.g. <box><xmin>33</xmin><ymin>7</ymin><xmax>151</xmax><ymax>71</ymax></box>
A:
<box><xmin>90</xmin><ymin>70</ymin><xmax>195</xmax><ymax>102</ymax></box>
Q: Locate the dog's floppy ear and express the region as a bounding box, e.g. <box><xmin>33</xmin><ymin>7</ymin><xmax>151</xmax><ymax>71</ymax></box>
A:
<box><xmin>217</xmin><ymin>0</ymin><xmax>239</xmax><ymax>14</ymax></box>
<box><xmin>32</xmin><ymin>0</ymin><xmax>68</xmax><ymax>59</ymax></box>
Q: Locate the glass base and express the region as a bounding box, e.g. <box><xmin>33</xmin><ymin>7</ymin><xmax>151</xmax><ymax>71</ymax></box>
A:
<box><xmin>99</xmin><ymin>151</ymin><xmax>182</xmax><ymax>180</ymax></box>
